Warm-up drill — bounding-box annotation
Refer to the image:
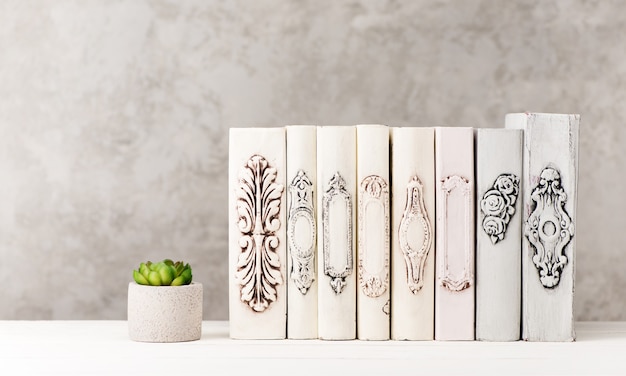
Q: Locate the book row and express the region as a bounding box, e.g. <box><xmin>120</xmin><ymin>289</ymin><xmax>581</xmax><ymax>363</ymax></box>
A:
<box><xmin>228</xmin><ymin>112</ymin><xmax>579</xmax><ymax>341</ymax></box>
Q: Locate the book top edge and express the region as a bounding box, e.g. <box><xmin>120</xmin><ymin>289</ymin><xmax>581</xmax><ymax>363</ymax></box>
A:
<box><xmin>229</xmin><ymin>126</ymin><xmax>285</xmax><ymax>131</ymax></box>
<box><xmin>475</xmin><ymin>128</ymin><xmax>523</xmax><ymax>134</ymax></box>
<box><xmin>506</xmin><ymin>112</ymin><xmax>581</xmax><ymax>118</ymax></box>
<box><xmin>285</xmin><ymin>125</ymin><xmax>317</xmax><ymax>128</ymax></box>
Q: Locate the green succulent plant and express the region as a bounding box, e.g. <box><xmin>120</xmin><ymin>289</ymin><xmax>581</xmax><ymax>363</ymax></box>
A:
<box><xmin>133</xmin><ymin>259</ymin><xmax>192</xmax><ymax>286</ymax></box>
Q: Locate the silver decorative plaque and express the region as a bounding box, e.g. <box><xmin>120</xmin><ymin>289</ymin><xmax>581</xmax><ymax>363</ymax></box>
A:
<box><xmin>480</xmin><ymin>173</ymin><xmax>520</xmax><ymax>244</ymax></box>
<box><xmin>525</xmin><ymin>166</ymin><xmax>574</xmax><ymax>289</ymax></box>
<box><xmin>322</xmin><ymin>172</ymin><xmax>353</xmax><ymax>294</ymax></box>
<box><xmin>287</xmin><ymin>170</ymin><xmax>316</xmax><ymax>295</ymax></box>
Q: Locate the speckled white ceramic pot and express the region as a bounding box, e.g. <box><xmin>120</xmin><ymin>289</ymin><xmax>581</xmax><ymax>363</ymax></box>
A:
<box><xmin>128</xmin><ymin>282</ymin><xmax>203</xmax><ymax>342</ymax></box>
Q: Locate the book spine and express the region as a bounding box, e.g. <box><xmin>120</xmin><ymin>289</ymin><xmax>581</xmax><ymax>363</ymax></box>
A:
<box><xmin>434</xmin><ymin>127</ymin><xmax>475</xmax><ymax>341</ymax></box>
<box><xmin>356</xmin><ymin>124</ymin><xmax>390</xmax><ymax>340</ymax></box>
<box><xmin>317</xmin><ymin>126</ymin><xmax>357</xmax><ymax>340</ymax></box>
<box><xmin>390</xmin><ymin>127</ymin><xmax>435</xmax><ymax>340</ymax></box>
<box><xmin>506</xmin><ymin>113</ymin><xmax>579</xmax><ymax>342</ymax></box>
<box><xmin>228</xmin><ymin>127</ymin><xmax>287</xmax><ymax>339</ymax></box>
<box><xmin>286</xmin><ymin>125</ymin><xmax>318</xmax><ymax>339</ymax></box>
<box><xmin>475</xmin><ymin>129</ymin><xmax>522</xmax><ymax>341</ymax></box>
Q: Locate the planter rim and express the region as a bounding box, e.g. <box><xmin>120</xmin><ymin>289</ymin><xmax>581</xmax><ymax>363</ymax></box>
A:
<box><xmin>128</xmin><ymin>281</ymin><xmax>202</xmax><ymax>289</ymax></box>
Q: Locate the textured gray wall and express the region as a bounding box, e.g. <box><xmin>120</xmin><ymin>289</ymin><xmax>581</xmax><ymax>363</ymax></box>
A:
<box><xmin>0</xmin><ymin>0</ymin><xmax>622</xmax><ymax>320</ymax></box>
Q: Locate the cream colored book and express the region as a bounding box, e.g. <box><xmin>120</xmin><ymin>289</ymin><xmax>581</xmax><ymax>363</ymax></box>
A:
<box><xmin>228</xmin><ymin>127</ymin><xmax>286</xmax><ymax>339</ymax></box>
<box><xmin>356</xmin><ymin>124</ymin><xmax>390</xmax><ymax>340</ymax></box>
<box><xmin>286</xmin><ymin>125</ymin><xmax>318</xmax><ymax>339</ymax></box>
<box><xmin>390</xmin><ymin>127</ymin><xmax>435</xmax><ymax>341</ymax></box>
<box><xmin>316</xmin><ymin>126</ymin><xmax>357</xmax><ymax>340</ymax></box>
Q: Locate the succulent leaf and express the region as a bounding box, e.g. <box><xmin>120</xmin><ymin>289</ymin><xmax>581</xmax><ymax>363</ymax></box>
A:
<box><xmin>181</xmin><ymin>268</ymin><xmax>192</xmax><ymax>285</ymax></box>
<box><xmin>148</xmin><ymin>271</ymin><xmax>162</xmax><ymax>286</ymax></box>
<box><xmin>133</xmin><ymin>270</ymin><xmax>149</xmax><ymax>285</ymax></box>
<box><xmin>175</xmin><ymin>263</ymin><xmax>185</xmax><ymax>276</ymax></box>
<box><xmin>159</xmin><ymin>265</ymin><xmax>176</xmax><ymax>285</ymax></box>
<box><xmin>171</xmin><ymin>276</ymin><xmax>185</xmax><ymax>286</ymax></box>
<box><xmin>139</xmin><ymin>263</ymin><xmax>150</xmax><ymax>278</ymax></box>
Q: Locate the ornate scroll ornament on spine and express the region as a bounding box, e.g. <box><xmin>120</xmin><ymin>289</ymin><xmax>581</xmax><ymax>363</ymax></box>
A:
<box><xmin>525</xmin><ymin>166</ymin><xmax>574</xmax><ymax>288</ymax></box>
<box><xmin>235</xmin><ymin>155</ymin><xmax>284</xmax><ymax>312</ymax></box>
<box><xmin>322</xmin><ymin>172</ymin><xmax>353</xmax><ymax>294</ymax></box>
<box><xmin>439</xmin><ymin>175</ymin><xmax>473</xmax><ymax>292</ymax></box>
<box><xmin>287</xmin><ymin>170</ymin><xmax>316</xmax><ymax>295</ymax></box>
<box><xmin>358</xmin><ymin>175</ymin><xmax>390</xmax><ymax>298</ymax></box>
<box><xmin>398</xmin><ymin>176</ymin><xmax>432</xmax><ymax>294</ymax></box>
<box><xmin>480</xmin><ymin>174</ymin><xmax>520</xmax><ymax>244</ymax></box>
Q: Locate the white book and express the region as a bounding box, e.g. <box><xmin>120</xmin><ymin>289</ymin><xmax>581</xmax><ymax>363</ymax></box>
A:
<box><xmin>356</xmin><ymin>124</ymin><xmax>390</xmax><ymax>340</ymax></box>
<box><xmin>475</xmin><ymin>129</ymin><xmax>522</xmax><ymax>341</ymax></box>
<box><xmin>506</xmin><ymin>113</ymin><xmax>579</xmax><ymax>342</ymax></box>
<box><xmin>316</xmin><ymin>126</ymin><xmax>357</xmax><ymax>340</ymax></box>
<box><xmin>434</xmin><ymin>127</ymin><xmax>475</xmax><ymax>341</ymax></box>
<box><xmin>228</xmin><ymin>127</ymin><xmax>286</xmax><ymax>339</ymax></box>
<box><xmin>286</xmin><ymin>125</ymin><xmax>318</xmax><ymax>339</ymax></box>
<box><xmin>390</xmin><ymin>127</ymin><xmax>435</xmax><ymax>340</ymax></box>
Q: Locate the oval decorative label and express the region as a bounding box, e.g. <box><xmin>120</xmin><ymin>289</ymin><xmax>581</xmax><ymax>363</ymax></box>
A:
<box><xmin>358</xmin><ymin>175</ymin><xmax>390</xmax><ymax>298</ymax></box>
<box><xmin>235</xmin><ymin>155</ymin><xmax>284</xmax><ymax>312</ymax></box>
<box><xmin>288</xmin><ymin>170</ymin><xmax>316</xmax><ymax>295</ymax></box>
<box><xmin>525</xmin><ymin>166</ymin><xmax>574</xmax><ymax>288</ymax></box>
<box><xmin>399</xmin><ymin>176</ymin><xmax>433</xmax><ymax>294</ymax></box>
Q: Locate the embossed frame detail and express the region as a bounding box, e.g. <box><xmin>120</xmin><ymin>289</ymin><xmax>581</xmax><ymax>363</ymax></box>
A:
<box><xmin>358</xmin><ymin>175</ymin><xmax>390</xmax><ymax>298</ymax></box>
<box><xmin>480</xmin><ymin>173</ymin><xmax>520</xmax><ymax>244</ymax></box>
<box><xmin>322</xmin><ymin>172</ymin><xmax>353</xmax><ymax>294</ymax></box>
<box><xmin>399</xmin><ymin>176</ymin><xmax>433</xmax><ymax>294</ymax></box>
<box><xmin>235</xmin><ymin>154</ymin><xmax>284</xmax><ymax>312</ymax></box>
<box><xmin>438</xmin><ymin>175</ymin><xmax>473</xmax><ymax>292</ymax></box>
<box><xmin>287</xmin><ymin>170</ymin><xmax>316</xmax><ymax>295</ymax></box>
<box><xmin>525</xmin><ymin>166</ymin><xmax>574</xmax><ymax>289</ymax></box>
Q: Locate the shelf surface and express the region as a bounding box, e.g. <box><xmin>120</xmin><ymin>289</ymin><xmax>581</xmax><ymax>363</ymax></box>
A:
<box><xmin>1</xmin><ymin>321</ymin><xmax>625</xmax><ymax>375</ymax></box>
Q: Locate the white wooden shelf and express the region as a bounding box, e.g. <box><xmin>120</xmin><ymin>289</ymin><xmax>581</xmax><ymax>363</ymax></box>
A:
<box><xmin>1</xmin><ymin>321</ymin><xmax>625</xmax><ymax>375</ymax></box>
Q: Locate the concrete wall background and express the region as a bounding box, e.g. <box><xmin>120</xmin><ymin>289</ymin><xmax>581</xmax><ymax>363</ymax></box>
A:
<box><xmin>0</xmin><ymin>0</ymin><xmax>622</xmax><ymax>320</ymax></box>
